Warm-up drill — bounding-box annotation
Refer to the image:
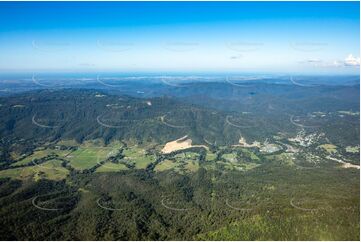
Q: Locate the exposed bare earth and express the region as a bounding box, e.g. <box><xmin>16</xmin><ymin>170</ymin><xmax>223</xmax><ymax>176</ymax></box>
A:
<box><xmin>326</xmin><ymin>156</ymin><xmax>360</xmax><ymax>169</ymax></box>
<box><xmin>233</xmin><ymin>136</ymin><xmax>261</xmax><ymax>148</ymax></box>
<box><xmin>161</xmin><ymin>135</ymin><xmax>208</xmax><ymax>154</ymax></box>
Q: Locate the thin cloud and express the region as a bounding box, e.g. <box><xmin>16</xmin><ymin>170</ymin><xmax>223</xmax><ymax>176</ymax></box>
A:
<box><xmin>301</xmin><ymin>54</ymin><xmax>360</xmax><ymax>68</ymax></box>
<box><xmin>344</xmin><ymin>54</ymin><xmax>360</xmax><ymax>66</ymax></box>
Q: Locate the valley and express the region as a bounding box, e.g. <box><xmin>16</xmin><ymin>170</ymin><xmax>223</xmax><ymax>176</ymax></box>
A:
<box><xmin>0</xmin><ymin>84</ymin><xmax>359</xmax><ymax>240</ymax></box>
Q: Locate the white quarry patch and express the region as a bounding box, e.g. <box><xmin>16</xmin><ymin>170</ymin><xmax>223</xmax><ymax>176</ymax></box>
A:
<box><xmin>233</xmin><ymin>135</ymin><xmax>260</xmax><ymax>148</ymax></box>
<box><xmin>161</xmin><ymin>135</ymin><xmax>208</xmax><ymax>154</ymax></box>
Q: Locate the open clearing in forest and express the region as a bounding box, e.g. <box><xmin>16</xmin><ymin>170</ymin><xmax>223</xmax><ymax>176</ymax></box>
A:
<box><xmin>161</xmin><ymin>135</ymin><xmax>208</xmax><ymax>154</ymax></box>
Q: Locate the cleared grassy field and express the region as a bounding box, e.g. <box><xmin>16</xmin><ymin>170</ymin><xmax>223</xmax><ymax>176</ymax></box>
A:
<box><xmin>240</xmin><ymin>148</ymin><xmax>260</xmax><ymax>161</ymax></box>
<box><xmin>0</xmin><ymin>159</ymin><xmax>69</xmax><ymax>181</ymax></box>
<box><xmin>237</xmin><ymin>162</ymin><xmax>260</xmax><ymax>170</ymax></box>
<box><xmin>155</xmin><ymin>159</ymin><xmax>177</xmax><ymax>172</ymax></box>
<box><xmin>155</xmin><ymin>151</ymin><xmax>201</xmax><ymax>173</ymax></box>
<box><xmin>67</xmin><ymin>146</ymin><xmax>119</xmax><ymax>170</ymax></box>
<box><xmin>11</xmin><ymin>149</ymin><xmax>70</xmax><ymax>166</ymax></box>
<box><xmin>206</xmin><ymin>152</ymin><xmax>217</xmax><ymax>161</ymax></box>
<box><xmin>319</xmin><ymin>144</ymin><xmax>338</xmax><ymax>154</ymax></box>
<box><xmin>174</xmin><ymin>152</ymin><xmax>199</xmax><ymax>160</ymax></box>
<box><xmin>123</xmin><ymin>147</ymin><xmax>155</xmax><ymax>169</ymax></box>
<box><xmin>222</xmin><ymin>153</ymin><xmax>238</xmax><ymax>162</ymax></box>
<box><xmin>216</xmin><ymin>159</ymin><xmax>260</xmax><ymax>171</ymax></box>
<box><xmin>267</xmin><ymin>153</ymin><xmax>295</xmax><ymax>166</ymax></box>
<box><xmin>52</xmin><ymin>139</ymin><xmax>123</xmax><ymax>170</ymax></box>
<box><xmin>56</xmin><ymin>139</ymin><xmax>79</xmax><ymax>146</ymax></box>
<box><xmin>96</xmin><ymin>162</ymin><xmax>128</xmax><ymax>172</ymax></box>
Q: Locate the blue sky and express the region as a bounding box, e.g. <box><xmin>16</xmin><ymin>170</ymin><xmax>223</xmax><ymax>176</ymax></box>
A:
<box><xmin>0</xmin><ymin>1</ymin><xmax>359</xmax><ymax>74</ymax></box>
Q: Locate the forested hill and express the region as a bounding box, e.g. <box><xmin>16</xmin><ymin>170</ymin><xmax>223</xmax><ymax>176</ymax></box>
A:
<box><xmin>0</xmin><ymin>89</ymin><xmax>242</xmax><ymax>145</ymax></box>
<box><xmin>1</xmin><ymin>86</ymin><xmax>359</xmax><ymax>149</ymax></box>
